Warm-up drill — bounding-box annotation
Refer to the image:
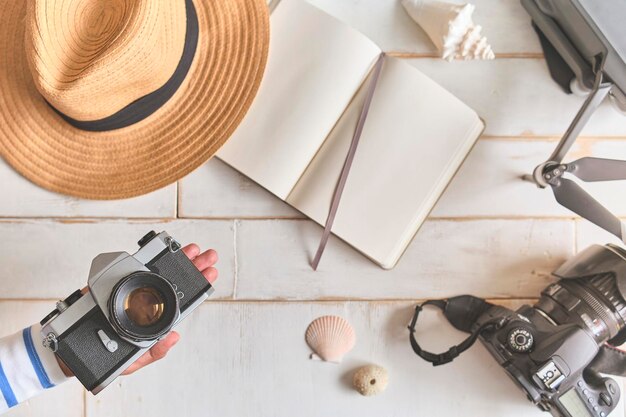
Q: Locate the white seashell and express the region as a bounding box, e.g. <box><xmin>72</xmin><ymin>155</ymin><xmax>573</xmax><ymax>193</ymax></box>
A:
<box><xmin>401</xmin><ymin>0</ymin><xmax>495</xmax><ymax>61</ymax></box>
<box><xmin>305</xmin><ymin>316</ymin><xmax>356</xmax><ymax>363</ymax></box>
<box><xmin>353</xmin><ymin>365</ymin><xmax>389</xmax><ymax>396</ymax></box>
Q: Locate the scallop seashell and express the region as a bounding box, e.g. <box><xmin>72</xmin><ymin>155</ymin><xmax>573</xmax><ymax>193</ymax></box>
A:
<box><xmin>401</xmin><ymin>0</ymin><xmax>495</xmax><ymax>61</ymax></box>
<box><xmin>353</xmin><ymin>365</ymin><xmax>389</xmax><ymax>396</ymax></box>
<box><xmin>305</xmin><ymin>315</ymin><xmax>356</xmax><ymax>363</ymax></box>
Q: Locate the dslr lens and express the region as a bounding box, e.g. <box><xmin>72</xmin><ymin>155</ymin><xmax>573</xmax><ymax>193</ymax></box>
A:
<box><xmin>536</xmin><ymin>245</ymin><xmax>626</xmax><ymax>344</ymax></box>
<box><xmin>124</xmin><ymin>287</ymin><xmax>165</xmax><ymax>327</ymax></box>
<box><xmin>110</xmin><ymin>272</ymin><xmax>180</xmax><ymax>341</ymax></box>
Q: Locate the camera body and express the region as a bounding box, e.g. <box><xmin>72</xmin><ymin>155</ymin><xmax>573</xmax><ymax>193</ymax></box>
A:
<box><xmin>478</xmin><ymin>305</ymin><xmax>619</xmax><ymax>417</ymax></box>
<box><xmin>476</xmin><ymin>244</ymin><xmax>626</xmax><ymax>417</ymax></box>
<box><xmin>40</xmin><ymin>231</ymin><xmax>213</xmax><ymax>394</ymax></box>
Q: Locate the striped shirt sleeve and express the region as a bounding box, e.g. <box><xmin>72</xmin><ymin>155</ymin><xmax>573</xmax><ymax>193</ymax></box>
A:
<box><xmin>0</xmin><ymin>325</ymin><xmax>70</xmax><ymax>413</ymax></box>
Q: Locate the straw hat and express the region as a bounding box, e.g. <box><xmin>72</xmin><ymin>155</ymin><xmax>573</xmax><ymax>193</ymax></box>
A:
<box><xmin>0</xmin><ymin>0</ymin><xmax>269</xmax><ymax>199</ymax></box>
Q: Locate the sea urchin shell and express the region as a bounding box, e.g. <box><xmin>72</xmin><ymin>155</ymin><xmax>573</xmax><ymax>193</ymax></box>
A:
<box><xmin>353</xmin><ymin>365</ymin><xmax>389</xmax><ymax>396</ymax></box>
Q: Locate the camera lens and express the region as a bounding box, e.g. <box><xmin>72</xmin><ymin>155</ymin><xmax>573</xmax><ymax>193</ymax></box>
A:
<box><xmin>536</xmin><ymin>245</ymin><xmax>626</xmax><ymax>344</ymax></box>
<box><xmin>109</xmin><ymin>272</ymin><xmax>180</xmax><ymax>341</ymax></box>
<box><xmin>124</xmin><ymin>287</ymin><xmax>165</xmax><ymax>327</ymax></box>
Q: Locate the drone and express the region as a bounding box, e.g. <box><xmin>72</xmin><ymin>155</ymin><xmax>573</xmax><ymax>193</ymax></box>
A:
<box><xmin>522</xmin><ymin>0</ymin><xmax>626</xmax><ymax>243</ymax></box>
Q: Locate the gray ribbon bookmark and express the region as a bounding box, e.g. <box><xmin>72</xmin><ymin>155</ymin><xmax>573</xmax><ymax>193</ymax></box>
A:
<box><xmin>311</xmin><ymin>52</ymin><xmax>386</xmax><ymax>270</ymax></box>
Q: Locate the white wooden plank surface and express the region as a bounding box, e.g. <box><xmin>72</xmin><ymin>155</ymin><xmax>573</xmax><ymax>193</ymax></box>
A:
<box><xmin>433</xmin><ymin>138</ymin><xmax>626</xmax><ymax>218</ymax></box>
<box><xmin>0</xmin><ymin>220</ymin><xmax>235</xmax><ymax>300</ymax></box>
<box><xmin>85</xmin><ymin>301</ymin><xmax>624</xmax><ymax>417</ymax></box>
<box><xmin>234</xmin><ymin>219</ymin><xmax>574</xmax><ymax>300</ymax></box>
<box><xmin>576</xmin><ymin>219</ymin><xmax>626</xmax><ymax>252</ymax></box>
<box><xmin>0</xmin><ymin>302</ymin><xmax>84</xmax><ymax>417</ymax></box>
<box><xmin>0</xmin><ymin>161</ymin><xmax>177</xmax><ymax>218</ymax></box>
<box><xmin>178</xmin><ymin>159</ymin><xmax>301</xmax><ymax>218</ymax></box>
<box><xmin>180</xmin><ymin>139</ymin><xmax>626</xmax><ymax>220</ymax></box>
<box><xmin>409</xmin><ymin>59</ymin><xmax>626</xmax><ymax>137</ymax></box>
<box><xmin>2</xmin><ymin>1</ymin><xmax>626</xmax><ymax>416</ymax></box>
<box><xmin>307</xmin><ymin>0</ymin><xmax>542</xmax><ymax>55</ymax></box>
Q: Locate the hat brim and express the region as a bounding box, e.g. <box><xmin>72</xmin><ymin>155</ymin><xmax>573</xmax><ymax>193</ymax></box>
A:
<box><xmin>0</xmin><ymin>0</ymin><xmax>269</xmax><ymax>199</ymax></box>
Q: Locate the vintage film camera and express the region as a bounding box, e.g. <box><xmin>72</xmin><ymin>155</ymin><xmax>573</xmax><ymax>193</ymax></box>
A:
<box><xmin>40</xmin><ymin>231</ymin><xmax>213</xmax><ymax>394</ymax></box>
<box><xmin>410</xmin><ymin>244</ymin><xmax>626</xmax><ymax>417</ymax></box>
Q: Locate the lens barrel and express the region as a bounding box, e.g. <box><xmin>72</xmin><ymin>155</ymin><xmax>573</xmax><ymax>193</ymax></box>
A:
<box><xmin>536</xmin><ymin>273</ymin><xmax>626</xmax><ymax>344</ymax></box>
<box><xmin>584</xmin><ymin>273</ymin><xmax>626</xmax><ymax>330</ymax></box>
<box><xmin>109</xmin><ymin>272</ymin><xmax>179</xmax><ymax>341</ymax></box>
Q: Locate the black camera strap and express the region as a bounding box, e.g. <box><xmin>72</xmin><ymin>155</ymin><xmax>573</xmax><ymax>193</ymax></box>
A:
<box><xmin>589</xmin><ymin>344</ymin><xmax>626</xmax><ymax>377</ymax></box>
<box><xmin>408</xmin><ymin>296</ymin><xmax>626</xmax><ymax>376</ymax></box>
<box><xmin>408</xmin><ymin>295</ymin><xmax>503</xmax><ymax>366</ymax></box>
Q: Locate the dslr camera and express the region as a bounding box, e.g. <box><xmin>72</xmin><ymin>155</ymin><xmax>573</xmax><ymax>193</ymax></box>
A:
<box><xmin>410</xmin><ymin>244</ymin><xmax>626</xmax><ymax>417</ymax></box>
<box><xmin>40</xmin><ymin>231</ymin><xmax>213</xmax><ymax>394</ymax></box>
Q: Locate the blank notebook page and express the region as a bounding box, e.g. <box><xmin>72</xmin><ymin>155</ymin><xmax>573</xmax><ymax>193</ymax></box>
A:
<box><xmin>217</xmin><ymin>0</ymin><xmax>380</xmax><ymax>199</ymax></box>
<box><xmin>287</xmin><ymin>57</ymin><xmax>484</xmax><ymax>268</ymax></box>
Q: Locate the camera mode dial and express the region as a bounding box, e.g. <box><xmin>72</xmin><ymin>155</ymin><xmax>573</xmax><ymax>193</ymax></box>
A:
<box><xmin>507</xmin><ymin>328</ymin><xmax>534</xmax><ymax>353</ymax></box>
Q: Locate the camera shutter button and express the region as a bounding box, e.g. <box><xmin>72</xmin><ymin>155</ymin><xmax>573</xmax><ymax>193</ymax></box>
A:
<box><xmin>608</xmin><ymin>382</ymin><xmax>617</xmax><ymax>395</ymax></box>
<box><xmin>507</xmin><ymin>328</ymin><xmax>534</xmax><ymax>353</ymax></box>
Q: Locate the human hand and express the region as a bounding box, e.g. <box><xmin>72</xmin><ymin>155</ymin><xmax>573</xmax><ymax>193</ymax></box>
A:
<box><xmin>56</xmin><ymin>244</ymin><xmax>218</xmax><ymax>377</ymax></box>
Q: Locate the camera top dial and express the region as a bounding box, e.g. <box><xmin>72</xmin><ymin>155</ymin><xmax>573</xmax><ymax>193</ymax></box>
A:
<box><xmin>507</xmin><ymin>327</ymin><xmax>534</xmax><ymax>353</ymax></box>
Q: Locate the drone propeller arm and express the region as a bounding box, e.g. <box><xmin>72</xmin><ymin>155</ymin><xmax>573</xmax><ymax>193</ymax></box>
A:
<box><xmin>549</xmin><ymin>54</ymin><xmax>612</xmax><ymax>164</ymax></box>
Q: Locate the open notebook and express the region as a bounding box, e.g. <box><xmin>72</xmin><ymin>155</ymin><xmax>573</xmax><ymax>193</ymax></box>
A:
<box><xmin>217</xmin><ymin>0</ymin><xmax>484</xmax><ymax>269</ymax></box>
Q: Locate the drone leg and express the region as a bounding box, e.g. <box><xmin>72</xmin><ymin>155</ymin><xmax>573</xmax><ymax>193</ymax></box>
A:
<box><xmin>549</xmin><ymin>54</ymin><xmax>612</xmax><ymax>163</ymax></box>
